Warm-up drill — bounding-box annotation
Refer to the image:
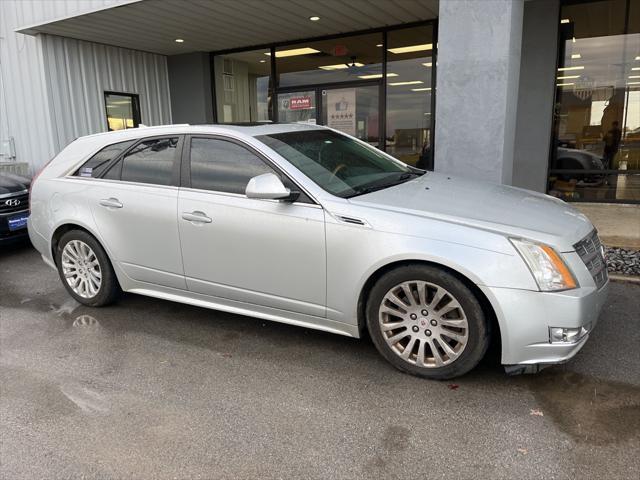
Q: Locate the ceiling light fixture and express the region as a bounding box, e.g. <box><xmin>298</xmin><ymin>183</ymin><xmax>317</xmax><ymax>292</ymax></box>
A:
<box><xmin>557</xmin><ymin>82</ymin><xmax>575</xmax><ymax>87</ymax></box>
<box><xmin>557</xmin><ymin>66</ymin><xmax>584</xmax><ymax>71</ymax></box>
<box><xmin>628</xmin><ymin>81</ymin><xmax>640</xmax><ymax>85</ymax></box>
<box><xmin>422</xmin><ymin>62</ymin><xmax>433</xmax><ymax>67</ymax></box>
<box><xmin>388</xmin><ymin>43</ymin><xmax>433</xmax><ymax>54</ymax></box>
<box><xmin>411</xmin><ymin>87</ymin><xmax>432</xmax><ymax>91</ymax></box>
<box><xmin>260</xmin><ymin>59</ymin><xmax>266</xmax><ymax>63</ymax></box>
<box><xmin>636</xmin><ymin>56</ymin><xmax>640</xmax><ymax>60</ymax></box>
<box><xmin>632</xmin><ymin>67</ymin><xmax>640</xmax><ymax>71</ymax></box>
<box><xmin>175</xmin><ymin>38</ymin><xmax>184</xmax><ymax>43</ymax></box>
<box><xmin>358</xmin><ymin>73</ymin><xmax>398</xmax><ymax>79</ymax></box>
<box><xmin>309</xmin><ymin>16</ymin><xmax>320</xmax><ymax>21</ymax></box>
<box><xmin>561</xmin><ymin>19</ymin><xmax>570</xmax><ymax>24</ymax></box>
<box><xmin>319</xmin><ymin>63</ymin><xmax>364</xmax><ymax>70</ymax></box>
<box><xmin>571</xmin><ymin>53</ymin><xmax>581</xmax><ymax>59</ymax></box>
<box><xmin>629</xmin><ymin>75</ymin><xmax>640</xmax><ymax>79</ymax></box>
<box><xmin>557</xmin><ymin>75</ymin><xmax>580</xmax><ymax>80</ymax></box>
<box><xmin>376</xmin><ymin>43</ymin><xmax>383</xmax><ymax>47</ymax></box>
<box><xmin>265</xmin><ymin>47</ymin><xmax>320</xmax><ymax>58</ymax></box>
<box><xmin>389</xmin><ymin>80</ymin><xmax>424</xmax><ymax>86</ymax></box>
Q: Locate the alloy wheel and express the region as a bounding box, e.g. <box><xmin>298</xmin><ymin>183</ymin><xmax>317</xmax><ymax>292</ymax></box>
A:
<box><xmin>61</xmin><ymin>240</ymin><xmax>102</xmax><ymax>299</ymax></box>
<box><xmin>378</xmin><ymin>280</ymin><xmax>469</xmax><ymax>367</ymax></box>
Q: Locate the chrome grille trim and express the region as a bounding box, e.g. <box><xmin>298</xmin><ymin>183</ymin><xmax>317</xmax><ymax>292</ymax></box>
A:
<box><xmin>574</xmin><ymin>230</ymin><xmax>608</xmax><ymax>289</ymax></box>
<box><xmin>0</xmin><ymin>192</ymin><xmax>29</xmax><ymax>214</ymax></box>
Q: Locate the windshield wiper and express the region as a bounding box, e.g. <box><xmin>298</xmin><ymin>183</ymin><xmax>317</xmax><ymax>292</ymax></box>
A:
<box><xmin>347</xmin><ymin>172</ymin><xmax>419</xmax><ymax>198</ymax></box>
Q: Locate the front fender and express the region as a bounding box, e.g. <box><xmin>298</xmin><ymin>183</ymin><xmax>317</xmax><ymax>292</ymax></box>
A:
<box><xmin>325</xmin><ymin>221</ymin><xmax>536</xmax><ymax>326</ymax></box>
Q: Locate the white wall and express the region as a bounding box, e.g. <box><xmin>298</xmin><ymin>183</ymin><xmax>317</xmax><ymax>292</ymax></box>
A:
<box><xmin>0</xmin><ymin>0</ymin><xmax>168</xmax><ymax>172</ymax></box>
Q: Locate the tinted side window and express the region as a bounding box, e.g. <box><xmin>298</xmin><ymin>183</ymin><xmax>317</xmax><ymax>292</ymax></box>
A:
<box><xmin>121</xmin><ymin>137</ymin><xmax>178</xmax><ymax>185</ymax></box>
<box><xmin>190</xmin><ymin>138</ymin><xmax>276</xmax><ymax>194</ymax></box>
<box><xmin>75</xmin><ymin>140</ymin><xmax>134</xmax><ymax>178</ymax></box>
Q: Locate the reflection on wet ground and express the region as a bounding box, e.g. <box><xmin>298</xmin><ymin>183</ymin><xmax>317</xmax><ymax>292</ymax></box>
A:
<box><xmin>522</xmin><ymin>371</ymin><xmax>640</xmax><ymax>446</ymax></box>
<box><xmin>1</xmin><ymin>243</ymin><xmax>639</xmax><ymax>479</ymax></box>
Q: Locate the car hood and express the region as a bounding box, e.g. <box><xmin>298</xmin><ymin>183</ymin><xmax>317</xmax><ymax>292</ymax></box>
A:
<box><xmin>348</xmin><ymin>172</ymin><xmax>593</xmax><ymax>251</ymax></box>
<box><xmin>0</xmin><ymin>173</ymin><xmax>31</xmax><ymax>195</ymax></box>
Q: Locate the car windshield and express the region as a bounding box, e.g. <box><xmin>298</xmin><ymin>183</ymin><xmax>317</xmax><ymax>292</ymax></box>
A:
<box><xmin>256</xmin><ymin>130</ymin><xmax>422</xmax><ymax>198</ymax></box>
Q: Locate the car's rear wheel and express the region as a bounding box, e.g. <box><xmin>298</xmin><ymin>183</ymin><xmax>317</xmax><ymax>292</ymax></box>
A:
<box><xmin>55</xmin><ymin>230</ymin><xmax>119</xmax><ymax>306</ymax></box>
<box><xmin>366</xmin><ymin>265</ymin><xmax>490</xmax><ymax>379</ymax></box>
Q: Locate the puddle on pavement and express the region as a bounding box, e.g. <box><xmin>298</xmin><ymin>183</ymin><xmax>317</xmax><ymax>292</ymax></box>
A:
<box><xmin>72</xmin><ymin>315</ymin><xmax>100</xmax><ymax>328</ymax></box>
<box><xmin>522</xmin><ymin>370</ymin><xmax>640</xmax><ymax>446</ymax></box>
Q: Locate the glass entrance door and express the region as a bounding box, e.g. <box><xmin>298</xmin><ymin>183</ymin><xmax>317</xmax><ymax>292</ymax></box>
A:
<box><xmin>321</xmin><ymin>85</ymin><xmax>379</xmax><ymax>147</ymax></box>
<box><xmin>277</xmin><ymin>83</ymin><xmax>380</xmax><ymax>147</ymax></box>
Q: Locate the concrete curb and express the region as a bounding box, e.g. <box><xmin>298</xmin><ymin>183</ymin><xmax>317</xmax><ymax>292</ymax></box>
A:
<box><xmin>608</xmin><ymin>273</ymin><xmax>640</xmax><ymax>285</ymax></box>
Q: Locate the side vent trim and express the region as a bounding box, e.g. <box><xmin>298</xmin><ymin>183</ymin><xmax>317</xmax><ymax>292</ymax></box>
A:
<box><xmin>335</xmin><ymin>215</ymin><xmax>368</xmax><ymax>227</ymax></box>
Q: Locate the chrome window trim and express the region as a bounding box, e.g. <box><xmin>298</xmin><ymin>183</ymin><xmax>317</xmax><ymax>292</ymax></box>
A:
<box><xmin>0</xmin><ymin>189</ymin><xmax>28</xmax><ymax>199</ymax></box>
<box><xmin>178</xmin><ymin>185</ymin><xmax>323</xmax><ymax>209</ymax></box>
<box><xmin>59</xmin><ymin>176</ymin><xmax>180</xmax><ymax>191</ymax></box>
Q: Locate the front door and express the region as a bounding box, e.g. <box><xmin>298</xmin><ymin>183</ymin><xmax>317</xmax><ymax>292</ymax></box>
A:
<box><xmin>177</xmin><ymin>136</ymin><xmax>327</xmax><ymax>318</ymax></box>
<box><xmin>277</xmin><ymin>83</ymin><xmax>380</xmax><ymax>147</ymax></box>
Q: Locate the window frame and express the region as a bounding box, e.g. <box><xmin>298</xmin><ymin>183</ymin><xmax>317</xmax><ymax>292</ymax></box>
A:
<box><xmin>104</xmin><ymin>91</ymin><xmax>142</xmax><ymax>132</ymax></box>
<box><xmin>180</xmin><ymin>134</ymin><xmax>317</xmax><ymax>205</ymax></box>
<box><xmin>96</xmin><ymin>134</ymin><xmax>184</xmax><ymax>187</ymax></box>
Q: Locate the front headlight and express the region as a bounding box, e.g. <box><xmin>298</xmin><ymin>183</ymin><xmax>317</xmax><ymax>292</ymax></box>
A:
<box><xmin>510</xmin><ymin>238</ymin><xmax>577</xmax><ymax>291</ymax></box>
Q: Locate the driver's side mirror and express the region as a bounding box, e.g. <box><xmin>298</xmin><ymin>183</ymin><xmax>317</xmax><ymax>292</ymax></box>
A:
<box><xmin>245</xmin><ymin>173</ymin><xmax>298</xmax><ymax>201</ymax></box>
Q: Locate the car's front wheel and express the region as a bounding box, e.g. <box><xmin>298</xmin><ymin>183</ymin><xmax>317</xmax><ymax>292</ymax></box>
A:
<box><xmin>366</xmin><ymin>265</ymin><xmax>490</xmax><ymax>380</ymax></box>
<box><xmin>55</xmin><ymin>230</ymin><xmax>119</xmax><ymax>307</ymax></box>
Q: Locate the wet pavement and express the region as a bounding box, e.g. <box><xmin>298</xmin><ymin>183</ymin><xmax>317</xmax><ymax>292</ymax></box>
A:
<box><xmin>1</xmin><ymin>243</ymin><xmax>639</xmax><ymax>479</ymax></box>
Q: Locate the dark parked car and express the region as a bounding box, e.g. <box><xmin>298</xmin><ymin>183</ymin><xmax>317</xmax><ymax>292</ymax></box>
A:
<box><xmin>0</xmin><ymin>172</ymin><xmax>31</xmax><ymax>245</ymax></box>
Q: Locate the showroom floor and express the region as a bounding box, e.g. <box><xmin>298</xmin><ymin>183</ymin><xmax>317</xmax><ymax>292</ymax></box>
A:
<box><xmin>1</xmin><ymin>244</ymin><xmax>639</xmax><ymax>479</ymax></box>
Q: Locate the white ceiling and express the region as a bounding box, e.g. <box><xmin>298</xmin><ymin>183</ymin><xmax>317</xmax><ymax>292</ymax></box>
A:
<box><xmin>17</xmin><ymin>0</ymin><xmax>439</xmax><ymax>55</ymax></box>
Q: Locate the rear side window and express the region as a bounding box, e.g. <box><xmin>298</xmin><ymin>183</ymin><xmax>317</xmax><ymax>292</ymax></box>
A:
<box><xmin>118</xmin><ymin>137</ymin><xmax>179</xmax><ymax>186</ymax></box>
<box><xmin>190</xmin><ymin>138</ymin><xmax>276</xmax><ymax>194</ymax></box>
<box><xmin>75</xmin><ymin>140</ymin><xmax>134</xmax><ymax>178</ymax></box>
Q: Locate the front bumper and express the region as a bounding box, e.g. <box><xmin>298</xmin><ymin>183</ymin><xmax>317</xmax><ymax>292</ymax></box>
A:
<box><xmin>0</xmin><ymin>208</ymin><xmax>30</xmax><ymax>244</ymax></box>
<box><xmin>480</xmin><ymin>279</ymin><xmax>609</xmax><ymax>367</ymax></box>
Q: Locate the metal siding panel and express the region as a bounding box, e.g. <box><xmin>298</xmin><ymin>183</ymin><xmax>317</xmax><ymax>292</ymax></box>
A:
<box><xmin>1</xmin><ymin>0</ymin><xmax>136</xmax><ymax>172</ymax></box>
<box><xmin>39</xmin><ymin>33</ymin><xmax>171</xmax><ymax>154</ymax></box>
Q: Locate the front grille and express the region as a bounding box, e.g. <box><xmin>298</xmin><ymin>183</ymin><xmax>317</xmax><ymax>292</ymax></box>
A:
<box><xmin>0</xmin><ymin>191</ymin><xmax>29</xmax><ymax>214</ymax></box>
<box><xmin>574</xmin><ymin>230</ymin><xmax>608</xmax><ymax>289</ymax></box>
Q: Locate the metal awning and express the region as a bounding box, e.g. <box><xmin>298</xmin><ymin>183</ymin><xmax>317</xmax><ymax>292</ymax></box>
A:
<box><xmin>16</xmin><ymin>0</ymin><xmax>439</xmax><ymax>55</ymax></box>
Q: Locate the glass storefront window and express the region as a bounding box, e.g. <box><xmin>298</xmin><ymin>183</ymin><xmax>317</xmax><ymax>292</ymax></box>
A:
<box><xmin>277</xmin><ymin>90</ymin><xmax>317</xmax><ymax>124</ymax></box>
<box><xmin>550</xmin><ymin>0</ymin><xmax>640</xmax><ymax>203</ymax></box>
<box><xmin>213</xmin><ymin>48</ymin><xmax>271</xmax><ymax>123</ymax></box>
<box><xmin>212</xmin><ymin>24</ymin><xmax>435</xmax><ymax>161</ymax></box>
<box><xmin>276</xmin><ymin>33</ymin><xmax>382</xmax><ymax>87</ymax></box>
<box><xmin>386</xmin><ymin>25</ymin><xmax>434</xmax><ymax>168</ymax></box>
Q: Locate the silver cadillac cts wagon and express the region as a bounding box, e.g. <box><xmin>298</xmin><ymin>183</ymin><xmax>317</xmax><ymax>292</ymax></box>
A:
<box><xmin>28</xmin><ymin>123</ymin><xmax>609</xmax><ymax>379</ymax></box>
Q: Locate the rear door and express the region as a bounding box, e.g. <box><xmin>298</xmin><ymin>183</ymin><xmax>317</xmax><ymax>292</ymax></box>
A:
<box><xmin>86</xmin><ymin>136</ymin><xmax>186</xmax><ymax>289</ymax></box>
<box><xmin>177</xmin><ymin>135</ymin><xmax>326</xmax><ymax>317</ymax></box>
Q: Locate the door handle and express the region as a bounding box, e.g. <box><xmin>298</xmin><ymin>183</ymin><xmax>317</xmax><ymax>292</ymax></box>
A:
<box><xmin>99</xmin><ymin>198</ymin><xmax>123</xmax><ymax>209</ymax></box>
<box><xmin>182</xmin><ymin>211</ymin><xmax>212</xmax><ymax>223</ymax></box>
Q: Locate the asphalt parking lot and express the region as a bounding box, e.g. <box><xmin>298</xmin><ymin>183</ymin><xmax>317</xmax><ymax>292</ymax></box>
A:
<box><xmin>1</xmin><ymin>243</ymin><xmax>639</xmax><ymax>479</ymax></box>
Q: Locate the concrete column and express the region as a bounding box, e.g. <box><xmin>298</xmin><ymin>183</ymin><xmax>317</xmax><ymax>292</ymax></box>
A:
<box><xmin>434</xmin><ymin>0</ymin><xmax>524</xmax><ymax>185</ymax></box>
<box><xmin>513</xmin><ymin>0</ymin><xmax>560</xmax><ymax>193</ymax></box>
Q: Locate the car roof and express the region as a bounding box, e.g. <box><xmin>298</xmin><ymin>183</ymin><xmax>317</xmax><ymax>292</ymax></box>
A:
<box><xmin>79</xmin><ymin>122</ymin><xmax>326</xmax><ymax>143</ymax></box>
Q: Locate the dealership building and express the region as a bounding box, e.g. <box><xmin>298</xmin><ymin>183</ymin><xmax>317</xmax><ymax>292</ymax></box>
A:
<box><xmin>1</xmin><ymin>0</ymin><xmax>638</xmax><ymax>204</ymax></box>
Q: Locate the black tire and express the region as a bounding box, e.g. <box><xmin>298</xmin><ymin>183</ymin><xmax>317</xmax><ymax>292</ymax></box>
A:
<box><xmin>55</xmin><ymin>230</ymin><xmax>120</xmax><ymax>307</ymax></box>
<box><xmin>366</xmin><ymin>264</ymin><xmax>490</xmax><ymax>380</ymax></box>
